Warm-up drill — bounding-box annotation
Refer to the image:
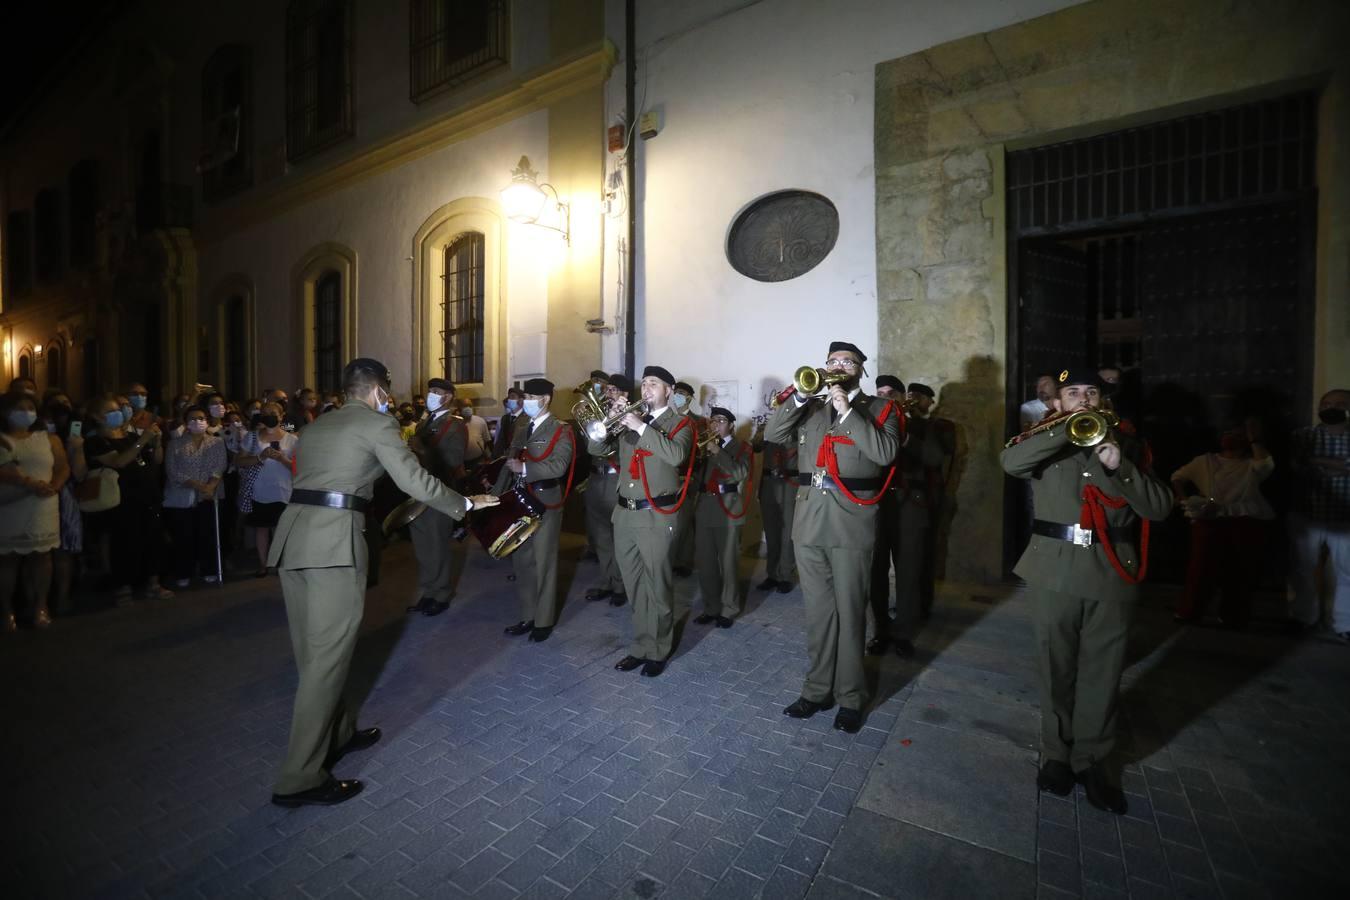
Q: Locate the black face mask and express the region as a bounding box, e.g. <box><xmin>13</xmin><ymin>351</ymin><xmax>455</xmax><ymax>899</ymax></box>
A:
<box><xmin>1319</xmin><ymin>408</ymin><xmax>1348</xmax><ymax>425</ymax></box>
<box><xmin>260</xmin><ymin>414</ymin><xmax>280</xmax><ymax>429</ymax></box>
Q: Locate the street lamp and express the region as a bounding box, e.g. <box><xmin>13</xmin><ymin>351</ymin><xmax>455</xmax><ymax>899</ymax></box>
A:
<box><xmin>500</xmin><ymin>156</ymin><xmax>569</xmax><ymax>245</ymax></box>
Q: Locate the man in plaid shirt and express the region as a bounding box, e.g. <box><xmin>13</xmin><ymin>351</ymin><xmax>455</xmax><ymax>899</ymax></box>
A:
<box><xmin>1288</xmin><ymin>389</ymin><xmax>1350</xmax><ymax>639</ymax></box>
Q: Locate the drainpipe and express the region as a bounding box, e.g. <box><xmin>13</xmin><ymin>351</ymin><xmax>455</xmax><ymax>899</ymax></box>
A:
<box><xmin>623</xmin><ymin>0</ymin><xmax>637</xmax><ymax>381</ymax></box>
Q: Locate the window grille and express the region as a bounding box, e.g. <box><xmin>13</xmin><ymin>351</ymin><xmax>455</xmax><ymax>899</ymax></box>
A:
<box><xmin>202</xmin><ymin>45</ymin><xmax>253</xmax><ymax>201</ymax></box>
<box><xmin>1008</xmin><ymin>93</ymin><xmax>1316</xmax><ymax>236</ymax></box>
<box><xmin>441</xmin><ymin>232</ymin><xmax>485</xmax><ymax>383</ymax></box>
<box><xmin>286</xmin><ymin>0</ymin><xmax>353</xmax><ymax>162</ymax></box>
<box><xmin>5</xmin><ymin>210</ymin><xmax>32</xmax><ymax>298</ymax></box>
<box><xmin>34</xmin><ymin>188</ymin><xmax>62</xmax><ymax>282</ymax></box>
<box><xmin>69</xmin><ymin>160</ymin><xmax>98</xmax><ymax>269</ymax></box>
<box><xmin>410</xmin><ymin>0</ymin><xmax>509</xmax><ymax>102</ymax></box>
<box><xmin>315</xmin><ymin>271</ymin><xmax>343</xmax><ymax>393</ymax></box>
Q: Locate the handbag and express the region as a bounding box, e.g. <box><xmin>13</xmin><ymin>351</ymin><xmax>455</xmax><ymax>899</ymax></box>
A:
<box><xmin>77</xmin><ymin>467</ymin><xmax>121</xmax><ymax>513</ymax></box>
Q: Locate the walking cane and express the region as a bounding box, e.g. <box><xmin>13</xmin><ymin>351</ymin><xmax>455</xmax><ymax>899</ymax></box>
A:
<box><xmin>212</xmin><ymin>491</ymin><xmax>224</xmax><ymax>585</ymax></box>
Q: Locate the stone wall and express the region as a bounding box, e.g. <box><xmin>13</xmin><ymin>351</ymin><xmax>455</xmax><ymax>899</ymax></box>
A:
<box><xmin>875</xmin><ymin>0</ymin><xmax>1350</xmax><ymax>583</ymax></box>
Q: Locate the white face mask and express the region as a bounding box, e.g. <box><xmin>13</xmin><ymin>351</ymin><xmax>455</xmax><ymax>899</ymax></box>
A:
<box><xmin>460</xmin><ymin>406</ymin><xmax>473</xmax><ymax>418</ymax></box>
<box><xmin>672</xmin><ymin>393</ymin><xmax>690</xmax><ymax>409</ymax></box>
<box><xmin>187</xmin><ymin>420</ymin><xmax>208</xmax><ymax>435</ymax></box>
<box><xmin>425</xmin><ymin>392</ymin><xmax>445</xmax><ymax>412</ymax></box>
<box><xmin>504</xmin><ymin>399</ymin><xmax>521</xmax><ymax>414</ymax></box>
<box><xmin>522</xmin><ymin>399</ymin><xmax>543</xmax><ymax>418</ymax></box>
<box><xmin>208</xmin><ymin>404</ymin><xmax>225</xmax><ymax>419</ymax></box>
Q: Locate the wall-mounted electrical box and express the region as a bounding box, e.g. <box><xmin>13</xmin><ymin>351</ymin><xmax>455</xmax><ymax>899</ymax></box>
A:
<box><xmin>639</xmin><ymin>110</ymin><xmax>660</xmax><ymax>140</ymax></box>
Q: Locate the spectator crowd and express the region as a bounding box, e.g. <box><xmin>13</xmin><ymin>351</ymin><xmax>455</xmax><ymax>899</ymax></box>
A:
<box><xmin>0</xmin><ymin>375</ymin><xmax>491</xmax><ymax>633</ymax></box>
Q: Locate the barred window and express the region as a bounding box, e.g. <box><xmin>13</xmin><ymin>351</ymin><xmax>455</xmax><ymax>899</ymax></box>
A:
<box><xmin>5</xmin><ymin>210</ymin><xmax>32</xmax><ymax>298</ymax></box>
<box><xmin>315</xmin><ymin>271</ymin><xmax>343</xmax><ymax>393</ymax></box>
<box><xmin>286</xmin><ymin>0</ymin><xmax>353</xmax><ymax>162</ymax></box>
<box><xmin>34</xmin><ymin>188</ymin><xmax>62</xmax><ymax>282</ymax></box>
<box><xmin>442</xmin><ymin>232</ymin><xmax>485</xmax><ymax>383</ymax></box>
<box><xmin>201</xmin><ymin>45</ymin><xmax>253</xmax><ymax>201</ymax></box>
<box><xmin>410</xmin><ymin>0</ymin><xmax>509</xmax><ymax>102</ymax></box>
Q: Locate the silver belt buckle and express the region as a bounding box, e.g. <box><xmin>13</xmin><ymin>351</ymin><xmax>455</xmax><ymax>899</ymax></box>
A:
<box><xmin>811</xmin><ymin>471</ymin><xmax>825</xmax><ymax>489</ymax></box>
<box><xmin>1071</xmin><ymin>524</ymin><xmax>1093</xmax><ymax>547</ymax></box>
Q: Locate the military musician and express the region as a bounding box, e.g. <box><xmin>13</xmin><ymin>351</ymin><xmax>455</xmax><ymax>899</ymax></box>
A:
<box><xmin>406</xmin><ymin>377</ymin><xmax>468</xmax><ymax>617</ymax></box>
<box><xmin>584</xmin><ymin>373</ymin><xmax>632</xmax><ymax>606</ymax></box>
<box><xmin>766</xmin><ymin>342</ymin><xmax>902</xmax><ymax>733</ymax></box>
<box><xmin>670</xmin><ymin>380</ymin><xmax>699</xmax><ymax>577</ymax></box>
<box><xmin>499</xmin><ymin>379</ymin><xmax>575</xmax><ymax>643</ymax></box>
<box><xmin>594</xmin><ymin>365</ymin><xmax>695</xmax><ymax>678</ymax></box>
<box><xmin>693</xmin><ymin>407</ymin><xmax>752</xmax><ymax>627</ymax></box>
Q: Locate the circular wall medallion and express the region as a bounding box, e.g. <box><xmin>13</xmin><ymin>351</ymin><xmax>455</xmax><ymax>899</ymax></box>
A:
<box><xmin>726</xmin><ymin>190</ymin><xmax>839</xmax><ymax>282</ymax></box>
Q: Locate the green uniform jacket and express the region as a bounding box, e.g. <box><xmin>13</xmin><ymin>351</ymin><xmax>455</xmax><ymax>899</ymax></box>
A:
<box><xmin>1001</xmin><ymin>427</ymin><xmax>1172</xmax><ymax>602</ymax></box>
<box><xmin>695</xmin><ymin>436</ymin><xmax>752</xmax><ymax>528</ymax></box>
<box><xmin>894</xmin><ymin>416</ymin><xmax>947</xmax><ymax>508</ymax></box>
<box><xmin>413</xmin><ymin>410</ymin><xmax>467</xmax><ymax>485</ymax></box>
<box><xmin>765</xmin><ymin>392</ymin><xmax>902</xmax><ymax>548</ymax></box>
<box><xmin>268</xmin><ymin>404</ymin><xmax>471</xmax><ymax>570</ymax></box>
<box><xmin>588</xmin><ymin>407</ymin><xmax>695</xmax><ymax>523</ymax></box>
<box><xmin>494</xmin><ymin>414</ymin><xmax>575</xmax><ymax>506</ymax></box>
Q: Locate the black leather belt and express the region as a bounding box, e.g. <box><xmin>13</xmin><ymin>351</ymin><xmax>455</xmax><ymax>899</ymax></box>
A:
<box><xmin>795</xmin><ymin>472</ymin><xmax>884</xmax><ymax>492</ymax></box>
<box><xmin>617</xmin><ymin>492</ymin><xmax>681</xmax><ymax>511</ymax></box>
<box><xmin>1032</xmin><ymin>520</ymin><xmax>1134</xmax><ymax>548</ymax></box>
<box><xmin>531</xmin><ymin>477</ymin><xmax>563</xmax><ymax>491</ymax></box>
<box><xmin>703</xmin><ymin>483</ymin><xmax>739</xmax><ymax>495</ymax></box>
<box><xmin>290</xmin><ymin>489</ymin><xmax>370</xmax><ymax>513</ymax></box>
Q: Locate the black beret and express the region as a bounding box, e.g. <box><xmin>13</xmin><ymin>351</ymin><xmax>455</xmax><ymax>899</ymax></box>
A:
<box><xmin>674</xmin><ymin>381</ymin><xmax>694</xmax><ymax>395</ymax></box>
<box><xmin>427</xmin><ymin>378</ymin><xmax>455</xmax><ymax>392</ymax></box>
<box><xmin>708</xmin><ymin>406</ymin><xmax>735</xmax><ymax>422</ymax></box>
<box><xmin>1055</xmin><ymin>367</ymin><xmax>1106</xmax><ymax>390</ymax></box>
<box><xmin>875</xmin><ymin>375</ymin><xmax>904</xmax><ymax>392</ymax></box>
<box><xmin>522</xmin><ymin>378</ymin><xmax>555</xmax><ymax>395</ymax></box>
<box><xmin>608</xmin><ymin>373</ymin><xmax>633</xmax><ymax>392</ymax></box>
<box><xmin>589</xmin><ymin>369</ymin><xmax>608</xmax><ymax>381</ymax></box>
<box><xmin>828</xmin><ymin>341</ymin><xmax>867</xmax><ymax>363</ymax></box>
<box><xmin>643</xmin><ymin>365</ymin><xmax>676</xmax><ymax>386</ymax></box>
<box><xmin>343</xmin><ymin>358</ymin><xmax>391</xmax><ymax>387</ymax></box>
<box><xmin>906</xmin><ymin>382</ymin><xmax>935</xmax><ymax>398</ymax></box>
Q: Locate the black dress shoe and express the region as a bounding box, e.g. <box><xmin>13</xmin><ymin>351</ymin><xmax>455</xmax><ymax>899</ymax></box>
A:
<box><xmin>585</xmin><ymin>588</ymin><xmax>613</xmax><ymax>602</ymax></box>
<box><xmin>693</xmin><ymin>613</ymin><xmax>717</xmax><ymax>625</ymax></box>
<box><xmin>1036</xmin><ymin>760</ymin><xmax>1074</xmax><ymax>796</ymax></box>
<box><xmin>673</xmin><ymin>566</ymin><xmax>692</xmax><ymax>578</ymax></box>
<box><xmin>640</xmin><ymin>660</ymin><xmax>666</xmax><ymax>677</ymax></box>
<box><xmin>774</xmin><ymin>581</ymin><xmax>793</xmax><ymax>594</ymax></box>
<box><xmin>1078</xmin><ymin>764</ymin><xmax>1127</xmax><ymax>815</ymax></box>
<box><xmin>783</xmin><ymin>696</ymin><xmax>833</xmax><ymax>719</ymax></box>
<box><xmin>528</xmin><ymin>626</ymin><xmax>553</xmax><ymax>643</ymax></box>
<box><xmin>614</xmin><ymin>655</ymin><xmax>645</xmax><ymax>671</ymax></box>
<box><xmin>271</xmin><ymin>777</ymin><xmax>364</xmax><ymax>808</ymax></box>
<box><xmin>327</xmin><ymin>726</ymin><xmax>381</xmax><ymax>766</ymax></box>
<box><xmin>504</xmin><ymin>620</ymin><xmax>534</xmax><ymax>636</ymax></box>
<box><xmin>608</xmin><ymin>593</ymin><xmax>628</xmax><ymax>607</ymax></box>
<box><xmin>756</xmin><ymin>577</ymin><xmax>778</xmax><ymax>591</ymax></box>
<box><xmin>893</xmin><ymin>639</ymin><xmax>915</xmax><ymax>659</ymax></box>
<box><xmin>833</xmin><ymin>708</ymin><xmax>863</xmax><ymax>733</ymax></box>
<box><xmin>422</xmin><ymin>600</ymin><xmax>450</xmax><ymax>617</ymax></box>
<box><xmin>406</xmin><ymin>597</ymin><xmax>433</xmax><ymax>614</ymax></box>
<box><xmin>715</xmin><ymin>616</ymin><xmax>733</xmax><ymax>628</ymax></box>
<box><xmin>865</xmin><ymin>637</ymin><xmax>890</xmax><ymax>655</ymax></box>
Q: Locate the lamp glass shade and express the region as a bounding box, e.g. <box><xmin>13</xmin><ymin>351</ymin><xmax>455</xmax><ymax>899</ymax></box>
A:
<box><xmin>501</xmin><ymin>181</ymin><xmax>547</xmax><ymax>223</ymax></box>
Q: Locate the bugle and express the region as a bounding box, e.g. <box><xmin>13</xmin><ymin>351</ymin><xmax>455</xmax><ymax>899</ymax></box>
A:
<box><xmin>1005</xmin><ymin>408</ymin><xmax>1119</xmax><ymax>448</ymax></box>
<box><xmin>771</xmin><ymin>365</ymin><xmax>851</xmax><ymax>407</ymax></box>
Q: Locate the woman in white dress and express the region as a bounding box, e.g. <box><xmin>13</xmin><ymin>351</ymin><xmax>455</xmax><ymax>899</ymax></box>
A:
<box><xmin>0</xmin><ymin>391</ymin><xmax>70</xmax><ymax>631</ymax></box>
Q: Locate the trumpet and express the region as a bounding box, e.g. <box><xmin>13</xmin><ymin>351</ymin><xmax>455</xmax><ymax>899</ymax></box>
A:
<box><xmin>696</xmin><ymin>426</ymin><xmax>724</xmax><ymax>458</ymax></box>
<box><xmin>576</xmin><ymin>397</ymin><xmax>649</xmax><ymax>442</ymax></box>
<box><xmin>771</xmin><ymin>365</ymin><xmax>851</xmax><ymax>407</ymax></box>
<box><xmin>1005</xmin><ymin>407</ymin><xmax>1119</xmax><ymax>448</ymax></box>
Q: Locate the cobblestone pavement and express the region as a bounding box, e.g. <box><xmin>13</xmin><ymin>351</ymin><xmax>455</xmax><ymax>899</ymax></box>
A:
<box><xmin>3</xmin><ymin>537</ymin><xmax>1348</xmax><ymax>899</ymax></box>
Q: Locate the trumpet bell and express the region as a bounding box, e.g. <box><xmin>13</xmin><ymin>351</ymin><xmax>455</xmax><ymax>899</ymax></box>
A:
<box><xmin>1065</xmin><ymin>409</ymin><xmax>1120</xmax><ymax>447</ymax></box>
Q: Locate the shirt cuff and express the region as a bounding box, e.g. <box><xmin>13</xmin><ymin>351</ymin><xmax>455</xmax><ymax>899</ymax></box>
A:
<box><xmin>464</xmin><ymin>497</ymin><xmax>474</xmax><ymax>511</ymax></box>
<box><xmin>793</xmin><ymin>394</ymin><xmax>808</xmax><ymax>407</ymax></box>
<box><xmin>634</xmin><ymin>422</ymin><xmax>648</xmax><ymax>436</ymax></box>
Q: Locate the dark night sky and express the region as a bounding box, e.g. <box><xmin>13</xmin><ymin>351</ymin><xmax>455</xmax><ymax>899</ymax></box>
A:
<box><xmin>0</xmin><ymin>1</ymin><xmax>129</xmax><ymax>135</ymax></box>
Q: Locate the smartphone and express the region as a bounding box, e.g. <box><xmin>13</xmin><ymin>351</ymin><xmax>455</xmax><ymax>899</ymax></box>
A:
<box><xmin>46</xmin><ymin>422</ymin><xmax>57</xmax><ymax>433</ymax></box>
<box><xmin>270</xmin><ymin>441</ymin><xmax>282</xmax><ymax>451</ymax></box>
<box><xmin>69</xmin><ymin>421</ymin><xmax>83</xmax><ymax>438</ymax></box>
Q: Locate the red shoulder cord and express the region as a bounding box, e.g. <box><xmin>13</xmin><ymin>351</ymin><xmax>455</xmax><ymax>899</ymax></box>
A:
<box><xmin>813</xmin><ymin>400</ymin><xmax>903</xmax><ymax>507</ymax></box>
<box><xmin>519</xmin><ymin>424</ymin><xmax>577</xmax><ymax>511</ymax></box>
<box><xmin>629</xmin><ymin>416</ymin><xmax>697</xmax><ymax>515</ymax></box>
<box><xmin>709</xmin><ymin>441</ymin><xmax>755</xmax><ymax>520</ymax></box>
<box><xmin>1078</xmin><ymin>439</ymin><xmax>1155</xmax><ymax>585</ymax></box>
